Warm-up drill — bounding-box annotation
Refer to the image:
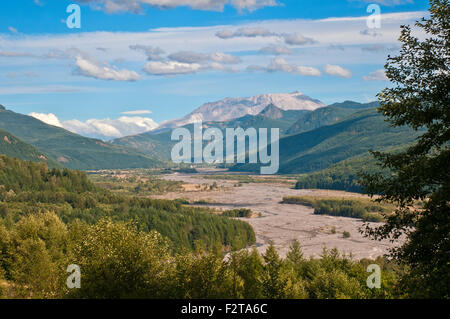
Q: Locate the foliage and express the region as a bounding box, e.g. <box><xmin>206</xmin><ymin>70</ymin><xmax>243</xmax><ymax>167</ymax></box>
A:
<box><xmin>360</xmin><ymin>0</ymin><xmax>449</xmax><ymax>298</ymax></box>
<box><xmin>222</xmin><ymin>209</ymin><xmax>254</xmax><ymax>218</ymax></box>
<box><xmin>0</xmin><ymin>214</ymin><xmax>403</xmax><ymax>299</ymax></box>
<box><xmin>232</xmin><ymin>108</ymin><xmax>421</xmax><ymax>174</ymax></box>
<box><xmin>0</xmin><ymin>128</ymin><xmax>60</xmax><ymax>167</ymax></box>
<box><xmin>282</xmin><ymin>196</ymin><xmax>393</xmax><ymax>222</ymax></box>
<box><xmin>0</xmin><ymin>155</ymin><xmax>255</xmax><ymax>252</ymax></box>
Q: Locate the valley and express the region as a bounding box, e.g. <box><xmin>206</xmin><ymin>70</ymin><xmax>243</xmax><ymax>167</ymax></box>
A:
<box><xmin>145</xmin><ymin>169</ymin><xmax>400</xmax><ymax>260</ymax></box>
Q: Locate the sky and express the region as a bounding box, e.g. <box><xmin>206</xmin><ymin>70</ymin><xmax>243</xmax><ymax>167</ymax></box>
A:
<box><xmin>0</xmin><ymin>0</ymin><xmax>431</xmax><ymax>140</ymax></box>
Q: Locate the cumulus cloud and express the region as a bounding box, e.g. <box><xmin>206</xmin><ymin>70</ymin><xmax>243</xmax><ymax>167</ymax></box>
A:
<box><xmin>168</xmin><ymin>51</ymin><xmax>241</xmax><ymax>64</ymax></box>
<box><xmin>216</xmin><ymin>27</ymin><xmax>276</xmax><ymax>39</ymax></box>
<box><xmin>121</xmin><ymin>110</ymin><xmax>152</xmax><ymax>115</ymax></box>
<box><xmin>248</xmin><ymin>58</ymin><xmax>321</xmax><ymax>77</ymax></box>
<box><xmin>268</xmin><ymin>58</ymin><xmax>321</xmax><ymax>76</ymax></box>
<box><xmin>75</xmin><ymin>0</ymin><xmax>277</xmax><ymax>13</ymax></box>
<box><xmin>362</xmin><ymin>69</ymin><xmax>389</xmax><ymax>81</ymax></box>
<box><xmin>143</xmin><ymin>60</ymin><xmax>201</xmax><ymax>75</ymax></box>
<box><xmin>259</xmin><ymin>45</ymin><xmax>293</xmax><ymax>55</ymax></box>
<box><xmin>30</xmin><ymin>111</ymin><xmax>159</xmax><ymax>139</ymax></box>
<box><xmin>216</xmin><ymin>28</ymin><xmax>314</xmax><ymax>46</ymax></box>
<box><xmin>324</xmin><ymin>64</ymin><xmax>352</xmax><ymax>78</ymax></box>
<box><xmin>282</xmin><ymin>33</ymin><xmax>315</xmax><ymax>46</ymax></box>
<box><xmin>129</xmin><ymin>44</ymin><xmax>165</xmax><ymax>61</ymax></box>
<box><xmin>231</xmin><ymin>0</ymin><xmax>277</xmax><ymax>12</ymax></box>
<box><xmin>29</xmin><ymin>113</ymin><xmax>63</xmax><ymax>128</ymax></box>
<box><xmin>167</xmin><ymin>51</ymin><xmax>210</xmax><ymax>64</ymax></box>
<box><xmin>209</xmin><ymin>52</ymin><xmax>241</xmax><ymax>64</ymax></box>
<box><xmin>64</xmin><ymin>116</ymin><xmax>159</xmax><ymax>139</ymax></box>
<box><xmin>74</xmin><ymin>55</ymin><xmax>141</xmax><ymax>81</ymax></box>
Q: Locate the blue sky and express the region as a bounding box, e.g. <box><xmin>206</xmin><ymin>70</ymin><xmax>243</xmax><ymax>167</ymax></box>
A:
<box><xmin>0</xmin><ymin>0</ymin><xmax>430</xmax><ymax>139</ymax></box>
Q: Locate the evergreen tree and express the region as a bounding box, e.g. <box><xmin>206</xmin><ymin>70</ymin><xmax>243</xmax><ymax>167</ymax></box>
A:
<box><xmin>361</xmin><ymin>0</ymin><xmax>449</xmax><ymax>298</ymax></box>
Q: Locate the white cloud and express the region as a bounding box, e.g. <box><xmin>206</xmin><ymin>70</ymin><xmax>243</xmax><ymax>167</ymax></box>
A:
<box><xmin>63</xmin><ymin>116</ymin><xmax>159</xmax><ymax>139</ymax></box>
<box><xmin>29</xmin><ymin>113</ymin><xmax>63</xmax><ymax>127</ymax></box>
<box><xmin>249</xmin><ymin>58</ymin><xmax>321</xmax><ymax>76</ymax></box>
<box><xmin>76</xmin><ymin>0</ymin><xmax>277</xmax><ymax>13</ymax></box>
<box><xmin>363</xmin><ymin>69</ymin><xmax>389</xmax><ymax>81</ymax></box>
<box><xmin>324</xmin><ymin>64</ymin><xmax>352</xmax><ymax>78</ymax></box>
<box><xmin>0</xmin><ymin>11</ymin><xmax>426</xmax><ymax>81</ymax></box>
<box><xmin>168</xmin><ymin>51</ymin><xmax>210</xmax><ymax>63</ymax></box>
<box><xmin>167</xmin><ymin>50</ymin><xmax>241</xmax><ymax>64</ymax></box>
<box><xmin>216</xmin><ymin>27</ymin><xmax>276</xmax><ymax>39</ymax></box>
<box><xmin>75</xmin><ymin>55</ymin><xmax>141</xmax><ymax>81</ymax></box>
<box><xmin>8</xmin><ymin>26</ymin><xmax>18</xmax><ymax>34</ymax></box>
<box><xmin>282</xmin><ymin>33</ymin><xmax>315</xmax><ymax>46</ymax></box>
<box><xmin>129</xmin><ymin>44</ymin><xmax>165</xmax><ymax>61</ymax></box>
<box><xmin>259</xmin><ymin>45</ymin><xmax>293</xmax><ymax>55</ymax></box>
<box><xmin>121</xmin><ymin>110</ymin><xmax>152</xmax><ymax>115</ymax></box>
<box><xmin>209</xmin><ymin>52</ymin><xmax>241</xmax><ymax>64</ymax></box>
<box><xmin>143</xmin><ymin>60</ymin><xmax>201</xmax><ymax>75</ymax></box>
<box><xmin>30</xmin><ymin>112</ymin><xmax>159</xmax><ymax>139</ymax></box>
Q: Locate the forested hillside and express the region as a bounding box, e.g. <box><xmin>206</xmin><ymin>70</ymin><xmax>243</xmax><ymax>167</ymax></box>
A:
<box><xmin>0</xmin><ymin>106</ymin><xmax>163</xmax><ymax>170</ymax></box>
<box><xmin>0</xmin><ymin>128</ymin><xmax>60</xmax><ymax>167</ymax></box>
<box><xmin>232</xmin><ymin>108</ymin><xmax>421</xmax><ymax>174</ymax></box>
<box><xmin>0</xmin><ymin>155</ymin><xmax>254</xmax><ymax>252</ymax></box>
<box><xmin>285</xmin><ymin>101</ymin><xmax>378</xmax><ymax>135</ymax></box>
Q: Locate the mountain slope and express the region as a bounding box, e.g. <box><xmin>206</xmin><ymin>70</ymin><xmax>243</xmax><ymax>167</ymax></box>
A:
<box><xmin>0</xmin><ymin>128</ymin><xmax>60</xmax><ymax>167</ymax></box>
<box><xmin>0</xmin><ymin>106</ymin><xmax>163</xmax><ymax>170</ymax></box>
<box><xmin>158</xmin><ymin>92</ymin><xmax>324</xmax><ymax>129</ymax></box>
<box><xmin>286</xmin><ymin>101</ymin><xmax>379</xmax><ymax>135</ymax></box>
<box><xmin>231</xmin><ymin>108</ymin><xmax>421</xmax><ymax>174</ymax></box>
<box><xmin>112</xmin><ymin>105</ymin><xmax>310</xmax><ymax>160</ymax></box>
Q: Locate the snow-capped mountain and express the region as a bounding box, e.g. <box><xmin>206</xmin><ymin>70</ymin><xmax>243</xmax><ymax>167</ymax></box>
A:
<box><xmin>157</xmin><ymin>92</ymin><xmax>325</xmax><ymax>129</ymax></box>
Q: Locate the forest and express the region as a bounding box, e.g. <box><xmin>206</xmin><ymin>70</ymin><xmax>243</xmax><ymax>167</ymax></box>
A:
<box><xmin>0</xmin><ymin>154</ymin><xmax>408</xmax><ymax>299</ymax></box>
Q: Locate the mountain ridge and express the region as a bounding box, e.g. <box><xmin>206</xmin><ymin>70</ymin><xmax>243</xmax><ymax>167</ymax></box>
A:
<box><xmin>0</xmin><ymin>106</ymin><xmax>163</xmax><ymax>170</ymax></box>
<box><xmin>157</xmin><ymin>92</ymin><xmax>325</xmax><ymax>130</ymax></box>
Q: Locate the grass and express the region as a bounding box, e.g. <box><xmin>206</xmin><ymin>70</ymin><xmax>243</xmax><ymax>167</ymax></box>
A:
<box><xmin>281</xmin><ymin>195</ymin><xmax>394</xmax><ymax>222</ymax></box>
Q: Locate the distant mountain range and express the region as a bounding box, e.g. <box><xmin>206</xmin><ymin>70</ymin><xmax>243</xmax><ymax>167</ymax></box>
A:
<box><xmin>0</xmin><ymin>105</ymin><xmax>162</xmax><ymax>170</ymax></box>
<box><xmin>231</xmin><ymin>107</ymin><xmax>421</xmax><ymax>174</ymax></box>
<box><xmin>0</xmin><ymin>95</ymin><xmax>419</xmax><ymax>176</ymax></box>
<box><xmin>157</xmin><ymin>92</ymin><xmax>325</xmax><ymax>130</ymax></box>
<box><xmin>112</xmin><ymin>103</ymin><xmax>310</xmax><ymax>160</ymax></box>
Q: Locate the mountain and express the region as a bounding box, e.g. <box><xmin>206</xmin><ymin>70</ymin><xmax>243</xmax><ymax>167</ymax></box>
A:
<box><xmin>0</xmin><ymin>105</ymin><xmax>163</xmax><ymax>170</ymax></box>
<box><xmin>157</xmin><ymin>92</ymin><xmax>325</xmax><ymax>130</ymax></box>
<box><xmin>112</xmin><ymin>104</ymin><xmax>310</xmax><ymax>160</ymax></box>
<box><xmin>0</xmin><ymin>128</ymin><xmax>60</xmax><ymax>167</ymax></box>
<box><xmin>231</xmin><ymin>108</ymin><xmax>421</xmax><ymax>174</ymax></box>
<box><xmin>294</xmin><ymin>143</ymin><xmax>411</xmax><ymax>193</ymax></box>
<box><xmin>286</xmin><ymin>101</ymin><xmax>379</xmax><ymax>135</ymax></box>
<box><xmin>326</xmin><ymin>100</ymin><xmax>379</xmax><ymax>109</ymax></box>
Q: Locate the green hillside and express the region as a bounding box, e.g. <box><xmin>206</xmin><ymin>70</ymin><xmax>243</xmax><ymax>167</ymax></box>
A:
<box><xmin>0</xmin><ymin>128</ymin><xmax>60</xmax><ymax>167</ymax></box>
<box><xmin>0</xmin><ymin>154</ymin><xmax>255</xmax><ymax>252</ymax></box>
<box><xmin>112</xmin><ymin>105</ymin><xmax>309</xmax><ymax>160</ymax></box>
<box><xmin>232</xmin><ymin>108</ymin><xmax>421</xmax><ymax>174</ymax></box>
<box><xmin>286</xmin><ymin>101</ymin><xmax>378</xmax><ymax>135</ymax></box>
<box><xmin>294</xmin><ymin>152</ymin><xmax>383</xmax><ymax>193</ymax></box>
<box><xmin>0</xmin><ymin>106</ymin><xmax>163</xmax><ymax>170</ymax></box>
